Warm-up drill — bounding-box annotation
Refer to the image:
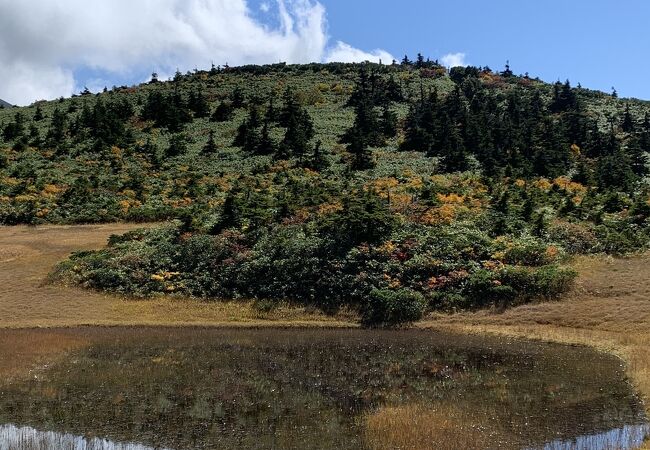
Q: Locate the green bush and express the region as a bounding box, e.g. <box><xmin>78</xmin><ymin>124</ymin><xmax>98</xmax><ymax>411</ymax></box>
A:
<box><xmin>548</xmin><ymin>220</ymin><xmax>598</xmax><ymax>255</ymax></box>
<box><xmin>500</xmin><ymin>265</ymin><xmax>577</xmax><ymax>301</ymax></box>
<box><xmin>361</xmin><ymin>288</ymin><xmax>427</xmax><ymax>327</ymax></box>
<box><xmin>463</xmin><ymin>269</ymin><xmax>516</xmax><ymax>307</ymax></box>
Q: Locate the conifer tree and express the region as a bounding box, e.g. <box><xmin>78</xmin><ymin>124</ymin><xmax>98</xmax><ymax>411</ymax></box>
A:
<box><xmin>202</xmin><ymin>130</ymin><xmax>218</xmax><ymax>155</ymax></box>
<box><xmin>256</xmin><ymin>121</ymin><xmax>276</xmax><ymax>156</ymax></box>
<box><xmin>347</xmin><ymin>128</ymin><xmax>373</xmax><ymax>171</ymax></box>
<box><xmin>33</xmin><ymin>104</ymin><xmax>44</xmax><ymax>121</ymax></box>
<box><xmin>211</xmin><ymin>101</ymin><xmax>234</xmax><ymax>122</ymax></box>
<box><xmin>188</xmin><ymin>89</ymin><xmax>210</xmax><ymax>119</ymax></box>
<box><xmin>167</xmin><ymin>133</ymin><xmax>187</xmax><ymax>157</ymax></box>
<box><xmin>380</xmin><ymin>104</ymin><xmax>398</xmax><ymax>138</ymax></box>
<box><xmin>46</xmin><ymin>107</ymin><xmax>67</xmax><ymax>148</ymax></box>
<box><xmin>621</xmin><ymin>104</ymin><xmax>635</xmax><ymax>132</ymax></box>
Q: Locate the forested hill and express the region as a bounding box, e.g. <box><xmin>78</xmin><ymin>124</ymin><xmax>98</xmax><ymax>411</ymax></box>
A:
<box><xmin>1</xmin><ymin>61</ymin><xmax>649</xmax><ymax>227</ymax></box>
<box><xmin>5</xmin><ymin>59</ymin><xmax>650</xmax><ymax>324</ymax></box>
<box><xmin>0</xmin><ymin>99</ymin><xmax>12</xmax><ymax>109</ymax></box>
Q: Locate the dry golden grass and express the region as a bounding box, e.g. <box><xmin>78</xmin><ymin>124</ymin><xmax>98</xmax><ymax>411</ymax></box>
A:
<box><xmin>423</xmin><ymin>253</ymin><xmax>650</xmax><ymax>449</ymax></box>
<box><xmin>0</xmin><ymin>224</ymin><xmax>356</xmax><ymax>329</ymax></box>
<box><xmin>363</xmin><ymin>403</ymin><xmax>514</xmax><ymax>450</ymax></box>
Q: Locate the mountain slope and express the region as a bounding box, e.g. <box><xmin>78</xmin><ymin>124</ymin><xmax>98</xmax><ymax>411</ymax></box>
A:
<box><xmin>0</xmin><ymin>99</ymin><xmax>12</xmax><ymax>109</ymax></box>
<box><xmin>2</xmin><ymin>61</ymin><xmax>650</xmax><ymax>324</ymax></box>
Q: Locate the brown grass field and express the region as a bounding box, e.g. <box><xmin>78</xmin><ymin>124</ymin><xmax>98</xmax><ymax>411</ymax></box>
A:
<box><xmin>1</xmin><ymin>224</ymin><xmax>649</xmax><ymax>448</ymax></box>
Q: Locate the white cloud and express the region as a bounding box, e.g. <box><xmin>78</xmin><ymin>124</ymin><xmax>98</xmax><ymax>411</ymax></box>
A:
<box><xmin>326</xmin><ymin>41</ymin><xmax>394</xmax><ymax>64</ymax></box>
<box><xmin>441</xmin><ymin>52</ymin><xmax>468</xmax><ymax>68</ymax></box>
<box><xmin>260</xmin><ymin>2</ymin><xmax>271</xmax><ymax>12</ymax></box>
<box><xmin>0</xmin><ymin>0</ymin><xmax>394</xmax><ymax>105</ymax></box>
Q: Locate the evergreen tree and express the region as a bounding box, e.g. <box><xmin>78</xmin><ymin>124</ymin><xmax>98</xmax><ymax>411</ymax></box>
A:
<box><xmin>621</xmin><ymin>104</ymin><xmax>635</xmax><ymax>132</ymax></box>
<box><xmin>188</xmin><ymin>89</ymin><xmax>210</xmax><ymax>118</ymax></box>
<box><xmin>46</xmin><ymin>107</ymin><xmax>67</xmax><ymax>149</ymax></box>
<box><xmin>380</xmin><ymin>104</ymin><xmax>398</xmax><ymax>138</ymax></box>
<box><xmin>33</xmin><ymin>104</ymin><xmax>45</xmax><ymax>122</ymax></box>
<box><xmin>279</xmin><ymin>112</ymin><xmax>313</xmax><ymax>161</ymax></box>
<box><xmin>28</xmin><ymin>123</ymin><xmax>41</xmax><ymax>147</ymax></box>
<box><xmin>306</xmin><ymin>140</ymin><xmax>328</xmax><ymax>171</ymax></box>
<box><xmin>347</xmin><ymin>128</ymin><xmax>374</xmax><ymax>171</ymax></box>
<box><xmin>415</xmin><ymin>53</ymin><xmax>425</xmax><ymax>69</ymax></box>
<box><xmin>597</xmin><ymin>149</ymin><xmax>636</xmax><ymax>191</ymax></box>
<box><xmin>256</xmin><ymin>121</ymin><xmax>276</xmax><ymax>156</ymax></box>
<box><xmin>167</xmin><ymin>133</ymin><xmax>188</xmax><ymax>157</ymax></box>
<box><xmin>202</xmin><ymin>130</ymin><xmax>218</xmax><ymax>155</ymax></box>
<box><xmin>230</xmin><ymin>87</ymin><xmax>246</xmax><ymax>108</ymax></box>
<box><xmin>234</xmin><ymin>107</ymin><xmax>262</xmax><ymax>152</ymax></box>
<box><xmin>211</xmin><ymin>101</ymin><xmax>234</xmax><ymax>122</ymax></box>
<box><xmin>276</xmin><ymin>90</ymin><xmax>314</xmax><ymax>159</ymax></box>
<box><xmin>2</xmin><ymin>112</ymin><xmax>25</xmax><ymax>141</ymax></box>
<box><xmin>626</xmin><ymin>135</ymin><xmax>648</xmax><ymax>177</ymax></box>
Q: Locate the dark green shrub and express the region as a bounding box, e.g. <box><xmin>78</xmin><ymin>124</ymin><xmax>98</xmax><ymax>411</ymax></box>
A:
<box><xmin>500</xmin><ymin>265</ymin><xmax>577</xmax><ymax>301</ymax></box>
<box><xmin>463</xmin><ymin>269</ymin><xmax>516</xmax><ymax>307</ymax></box>
<box><xmin>361</xmin><ymin>288</ymin><xmax>427</xmax><ymax>327</ymax></box>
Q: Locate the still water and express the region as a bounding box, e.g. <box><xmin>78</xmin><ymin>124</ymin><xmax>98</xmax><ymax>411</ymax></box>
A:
<box><xmin>0</xmin><ymin>328</ymin><xmax>647</xmax><ymax>449</ymax></box>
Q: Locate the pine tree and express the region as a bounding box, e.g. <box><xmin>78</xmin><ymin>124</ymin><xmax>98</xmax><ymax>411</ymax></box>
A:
<box><xmin>276</xmin><ymin>90</ymin><xmax>314</xmax><ymax>159</ymax></box>
<box><xmin>33</xmin><ymin>104</ymin><xmax>45</xmax><ymax>121</ymax></box>
<box><xmin>2</xmin><ymin>112</ymin><xmax>25</xmax><ymax>141</ymax></box>
<box><xmin>234</xmin><ymin>107</ymin><xmax>262</xmax><ymax>152</ymax></box>
<box><xmin>380</xmin><ymin>104</ymin><xmax>398</xmax><ymax>138</ymax></box>
<box><xmin>385</xmin><ymin>75</ymin><xmax>403</xmax><ymax>102</ymax></box>
<box><xmin>626</xmin><ymin>135</ymin><xmax>648</xmax><ymax>177</ymax></box>
<box><xmin>416</xmin><ymin>53</ymin><xmax>425</xmax><ymax>69</ymax></box>
<box><xmin>211</xmin><ymin>101</ymin><xmax>234</xmax><ymax>122</ymax></box>
<box><xmin>621</xmin><ymin>104</ymin><xmax>635</xmax><ymax>132</ymax></box>
<box><xmin>596</xmin><ymin>149</ymin><xmax>636</xmax><ymax>192</ymax></box>
<box><xmin>230</xmin><ymin>87</ymin><xmax>246</xmax><ymax>109</ymax></box>
<box><xmin>188</xmin><ymin>89</ymin><xmax>210</xmax><ymax>118</ymax></box>
<box><xmin>256</xmin><ymin>121</ymin><xmax>276</xmax><ymax>156</ymax></box>
<box><xmin>202</xmin><ymin>130</ymin><xmax>218</xmax><ymax>155</ymax></box>
<box><xmin>28</xmin><ymin>123</ymin><xmax>41</xmax><ymax>147</ymax></box>
<box><xmin>306</xmin><ymin>140</ymin><xmax>328</xmax><ymax>171</ymax></box>
<box><xmin>46</xmin><ymin>107</ymin><xmax>67</xmax><ymax>148</ymax></box>
<box><xmin>348</xmin><ymin>129</ymin><xmax>373</xmax><ymax>170</ymax></box>
<box><xmin>167</xmin><ymin>133</ymin><xmax>187</xmax><ymax>157</ymax></box>
<box><xmin>280</xmin><ymin>112</ymin><xmax>312</xmax><ymax>161</ymax></box>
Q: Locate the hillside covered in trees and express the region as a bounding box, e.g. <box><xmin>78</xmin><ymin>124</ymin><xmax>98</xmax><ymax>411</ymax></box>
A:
<box><xmin>2</xmin><ymin>59</ymin><xmax>650</xmax><ymax>325</ymax></box>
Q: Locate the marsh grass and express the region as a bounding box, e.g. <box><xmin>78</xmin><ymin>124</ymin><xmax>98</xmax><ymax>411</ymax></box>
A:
<box><xmin>363</xmin><ymin>403</ymin><xmax>513</xmax><ymax>450</ymax></box>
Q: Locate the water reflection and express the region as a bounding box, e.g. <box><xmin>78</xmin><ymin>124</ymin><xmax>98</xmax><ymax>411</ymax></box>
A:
<box><xmin>0</xmin><ymin>328</ymin><xmax>647</xmax><ymax>450</ymax></box>
<box><xmin>0</xmin><ymin>424</ymin><xmax>167</xmax><ymax>450</ymax></box>
<box><xmin>533</xmin><ymin>423</ymin><xmax>650</xmax><ymax>450</ymax></box>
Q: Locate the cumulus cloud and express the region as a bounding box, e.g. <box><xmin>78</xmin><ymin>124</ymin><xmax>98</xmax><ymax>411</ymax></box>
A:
<box><xmin>326</xmin><ymin>41</ymin><xmax>394</xmax><ymax>64</ymax></box>
<box><xmin>440</xmin><ymin>52</ymin><xmax>468</xmax><ymax>68</ymax></box>
<box><xmin>0</xmin><ymin>0</ymin><xmax>394</xmax><ymax>105</ymax></box>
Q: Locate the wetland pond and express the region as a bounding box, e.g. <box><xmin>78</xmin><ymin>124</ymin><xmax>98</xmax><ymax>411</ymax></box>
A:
<box><xmin>0</xmin><ymin>328</ymin><xmax>648</xmax><ymax>450</ymax></box>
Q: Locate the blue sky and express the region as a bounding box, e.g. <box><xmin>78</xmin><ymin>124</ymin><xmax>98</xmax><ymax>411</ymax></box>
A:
<box><xmin>316</xmin><ymin>0</ymin><xmax>650</xmax><ymax>99</ymax></box>
<box><xmin>1</xmin><ymin>0</ymin><xmax>649</xmax><ymax>105</ymax></box>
